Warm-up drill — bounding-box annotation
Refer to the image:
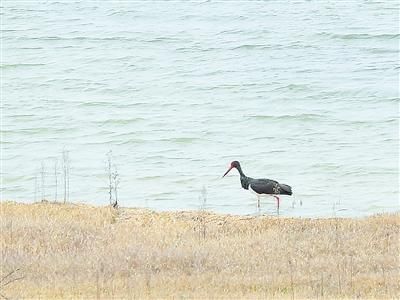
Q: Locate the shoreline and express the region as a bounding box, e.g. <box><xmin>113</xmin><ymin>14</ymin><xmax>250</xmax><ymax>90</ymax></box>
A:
<box><xmin>3</xmin><ymin>199</ymin><xmax>398</xmax><ymax>219</ymax></box>
<box><xmin>1</xmin><ymin>201</ymin><xmax>399</xmax><ymax>299</ymax></box>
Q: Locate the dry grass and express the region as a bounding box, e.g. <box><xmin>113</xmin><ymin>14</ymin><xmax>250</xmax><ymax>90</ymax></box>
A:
<box><xmin>0</xmin><ymin>201</ymin><xmax>399</xmax><ymax>299</ymax></box>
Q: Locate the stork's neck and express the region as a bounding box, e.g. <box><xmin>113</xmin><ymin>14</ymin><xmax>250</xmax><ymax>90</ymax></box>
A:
<box><xmin>236</xmin><ymin>165</ymin><xmax>246</xmax><ymax>177</ymax></box>
<box><xmin>236</xmin><ymin>166</ymin><xmax>250</xmax><ymax>189</ymax></box>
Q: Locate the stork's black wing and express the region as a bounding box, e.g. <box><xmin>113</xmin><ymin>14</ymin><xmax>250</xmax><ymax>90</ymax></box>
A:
<box><xmin>249</xmin><ymin>178</ymin><xmax>292</xmax><ymax>195</ymax></box>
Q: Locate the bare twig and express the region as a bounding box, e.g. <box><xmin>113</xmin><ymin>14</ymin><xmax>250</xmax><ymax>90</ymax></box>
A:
<box><xmin>0</xmin><ymin>276</ymin><xmax>25</xmax><ymax>289</ymax></box>
<box><xmin>112</xmin><ymin>167</ymin><xmax>120</xmax><ymax>208</ymax></box>
<box><xmin>62</xmin><ymin>148</ymin><xmax>70</xmax><ymax>203</ymax></box>
<box><xmin>8</xmin><ymin>221</ymin><xmax>13</xmax><ymax>245</ymax></box>
<box><xmin>106</xmin><ymin>151</ymin><xmax>113</xmax><ymax>206</ymax></box>
<box><xmin>40</xmin><ymin>161</ymin><xmax>46</xmax><ymax>201</ymax></box>
<box><xmin>34</xmin><ymin>171</ymin><xmax>38</xmax><ymax>202</ymax></box>
<box><xmin>320</xmin><ymin>272</ymin><xmax>324</xmax><ymax>298</ymax></box>
<box><xmin>350</xmin><ymin>255</ymin><xmax>354</xmax><ymax>294</ymax></box>
<box><xmin>288</xmin><ymin>259</ymin><xmax>294</xmax><ymax>300</ymax></box>
<box><xmin>196</xmin><ymin>185</ymin><xmax>208</xmax><ymax>240</ymax></box>
<box><xmin>54</xmin><ymin>159</ymin><xmax>58</xmax><ymax>202</ymax></box>
<box><xmin>96</xmin><ymin>270</ymin><xmax>100</xmax><ymax>299</ymax></box>
<box><xmin>67</xmin><ymin>156</ymin><xmax>70</xmax><ymax>202</ymax></box>
<box><xmin>0</xmin><ymin>268</ymin><xmax>24</xmax><ymax>299</ymax></box>
<box><xmin>0</xmin><ymin>268</ymin><xmax>20</xmax><ymax>285</ymax></box>
<box><xmin>106</xmin><ymin>151</ymin><xmax>120</xmax><ymax>208</ymax></box>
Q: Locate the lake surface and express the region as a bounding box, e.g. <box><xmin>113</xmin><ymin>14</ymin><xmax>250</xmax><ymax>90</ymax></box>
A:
<box><xmin>2</xmin><ymin>1</ymin><xmax>399</xmax><ymax>217</ymax></box>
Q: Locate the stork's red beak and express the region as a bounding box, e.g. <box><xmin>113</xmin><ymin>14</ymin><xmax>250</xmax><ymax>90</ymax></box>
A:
<box><xmin>222</xmin><ymin>166</ymin><xmax>233</xmax><ymax>178</ymax></box>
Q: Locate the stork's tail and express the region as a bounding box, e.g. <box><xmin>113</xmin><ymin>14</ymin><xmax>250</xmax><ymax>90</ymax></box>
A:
<box><xmin>279</xmin><ymin>184</ymin><xmax>292</xmax><ymax>195</ymax></box>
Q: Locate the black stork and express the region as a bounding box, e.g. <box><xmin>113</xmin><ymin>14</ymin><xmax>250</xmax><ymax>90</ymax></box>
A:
<box><xmin>222</xmin><ymin>161</ymin><xmax>292</xmax><ymax>209</ymax></box>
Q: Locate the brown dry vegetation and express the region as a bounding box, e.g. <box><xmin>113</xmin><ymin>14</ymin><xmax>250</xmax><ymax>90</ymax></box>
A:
<box><xmin>0</xmin><ymin>201</ymin><xmax>399</xmax><ymax>299</ymax></box>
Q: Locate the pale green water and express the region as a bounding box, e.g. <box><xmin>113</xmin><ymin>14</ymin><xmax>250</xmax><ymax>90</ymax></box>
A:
<box><xmin>2</xmin><ymin>1</ymin><xmax>399</xmax><ymax>217</ymax></box>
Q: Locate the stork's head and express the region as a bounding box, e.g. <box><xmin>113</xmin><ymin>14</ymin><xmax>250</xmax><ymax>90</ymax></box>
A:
<box><xmin>222</xmin><ymin>161</ymin><xmax>241</xmax><ymax>177</ymax></box>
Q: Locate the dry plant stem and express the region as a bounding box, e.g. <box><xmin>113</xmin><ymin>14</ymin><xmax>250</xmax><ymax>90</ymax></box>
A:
<box><xmin>64</xmin><ymin>154</ymin><xmax>67</xmax><ymax>203</ymax></box>
<box><xmin>1</xmin><ymin>276</ymin><xmax>25</xmax><ymax>289</ymax></box>
<box><xmin>106</xmin><ymin>151</ymin><xmax>113</xmax><ymax>206</ymax></box>
<box><xmin>40</xmin><ymin>161</ymin><xmax>45</xmax><ymax>201</ymax></box>
<box><xmin>0</xmin><ymin>269</ymin><xmax>19</xmax><ymax>285</ymax></box>
<box><xmin>8</xmin><ymin>221</ymin><xmax>12</xmax><ymax>245</ymax></box>
<box><xmin>54</xmin><ymin>159</ymin><xmax>58</xmax><ymax>202</ymax></box>
<box><xmin>112</xmin><ymin>167</ymin><xmax>119</xmax><ymax>208</ymax></box>
<box><xmin>350</xmin><ymin>254</ymin><xmax>354</xmax><ymax>294</ymax></box>
<box><xmin>320</xmin><ymin>272</ymin><xmax>324</xmax><ymax>298</ymax></box>
<box><xmin>0</xmin><ymin>268</ymin><xmax>24</xmax><ymax>300</ymax></box>
<box><xmin>34</xmin><ymin>173</ymin><xmax>38</xmax><ymax>202</ymax></box>
<box><xmin>95</xmin><ymin>271</ymin><xmax>100</xmax><ymax>300</ymax></box>
<box><xmin>67</xmin><ymin>157</ymin><xmax>70</xmax><ymax>202</ymax></box>
<box><xmin>62</xmin><ymin>149</ymin><xmax>69</xmax><ymax>203</ymax></box>
<box><xmin>288</xmin><ymin>259</ymin><xmax>294</xmax><ymax>300</ymax></box>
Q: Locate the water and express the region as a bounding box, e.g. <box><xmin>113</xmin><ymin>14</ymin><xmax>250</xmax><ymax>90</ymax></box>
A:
<box><xmin>2</xmin><ymin>1</ymin><xmax>399</xmax><ymax>217</ymax></box>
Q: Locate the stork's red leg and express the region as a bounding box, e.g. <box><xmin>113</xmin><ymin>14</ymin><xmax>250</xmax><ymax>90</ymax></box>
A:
<box><xmin>273</xmin><ymin>195</ymin><xmax>280</xmax><ymax>209</ymax></box>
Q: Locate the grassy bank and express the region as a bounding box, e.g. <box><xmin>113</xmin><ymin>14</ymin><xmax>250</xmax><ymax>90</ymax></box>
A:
<box><xmin>0</xmin><ymin>201</ymin><xmax>399</xmax><ymax>299</ymax></box>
